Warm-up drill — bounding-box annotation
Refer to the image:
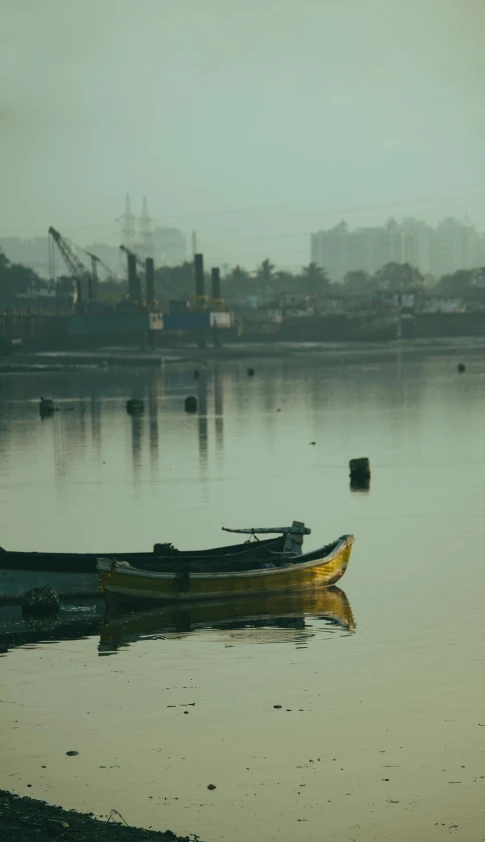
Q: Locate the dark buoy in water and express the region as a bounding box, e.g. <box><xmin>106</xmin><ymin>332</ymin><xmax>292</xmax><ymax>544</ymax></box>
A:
<box><xmin>458</xmin><ymin>363</ymin><xmax>466</xmax><ymax>373</ymax></box>
<box><xmin>39</xmin><ymin>397</ymin><xmax>54</xmax><ymax>417</ymax></box>
<box><xmin>184</xmin><ymin>396</ymin><xmax>198</xmax><ymax>413</ymax></box>
<box><xmin>193</xmin><ymin>369</ymin><xmax>200</xmax><ymax>378</ymax></box>
<box><xmin>247</xmin><ymin>367</ymin><xmax>255</xmax><ymax>377</ymax></box>
<box><xmin>349</xmin><ymin>457</ymin><xmax>371</xmax><ymax>491</ymax></box>
<box><xmin>22</xmin><ymin>587</ymin><xmax>60</xmax><ymax>615</ymax></box>
<box><xmin>126</xmin><ymin>399</ymin><xmax>144</xmax><ymax>414</ymax></box>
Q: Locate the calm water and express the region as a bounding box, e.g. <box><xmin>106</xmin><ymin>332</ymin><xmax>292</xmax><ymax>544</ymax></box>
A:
<box><xmin>1</xmin><ymin>348</ymin><xmax>485</xmax><ymax>841</ymax></box>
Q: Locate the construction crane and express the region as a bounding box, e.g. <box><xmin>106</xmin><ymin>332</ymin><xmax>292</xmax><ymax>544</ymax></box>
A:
<box><xmin>84</xmin><ymin>250</ymin><xmax>117</xmax><ymax>283</ymax></box>
<box><xmin>48</xmin><ymin>226</ymin><xmax>95</xmax><ymax>304</ymax></box>
<box><xmin>120</xmin><ymin>243</ymin><xmax>144</xmax><ymax>269</ymax></box>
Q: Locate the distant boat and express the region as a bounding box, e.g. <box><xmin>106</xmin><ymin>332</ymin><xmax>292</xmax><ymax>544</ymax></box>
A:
<box><xmin>97</xmin><ymin>532</ymin><xmax>355</xmax><ymax>609</ymax></box>
<box><xmin>0</xmin><ymin>524</ymin><xmax>309</xmax><ymax>600</ymax></box>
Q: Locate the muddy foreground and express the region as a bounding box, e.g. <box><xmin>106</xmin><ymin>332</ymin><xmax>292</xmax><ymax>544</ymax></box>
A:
<box><xmin>0</xmin><ymin>790</ymin><xmax>201</xmax><ymax>842</ymax></box>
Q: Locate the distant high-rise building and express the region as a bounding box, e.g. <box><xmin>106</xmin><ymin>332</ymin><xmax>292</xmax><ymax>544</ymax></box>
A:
<box><xmin>311</xmin><ymin>219</ymin><xmax>405</xmax><ymax>280</ymax></box>
<box><xmin>153</xmin><ymin>227</ymin><xmax>186</xmax><ymax>265</ymax></box>
<box><xmin>429</xmin><ymin>218</ymin><xmax>475</xmax><ymax>277</ymax></box>
<box><xmin>311</xmin><ymin>217</ymin><xmax>479</xmax><ymax>281</ymax></box>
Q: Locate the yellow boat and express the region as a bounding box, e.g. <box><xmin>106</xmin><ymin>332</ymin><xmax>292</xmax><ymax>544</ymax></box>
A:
<box><xmin>97</xmin><ymin>532</ymin><xmax>355</xmax><ymax>608</ymax></box>
<box><xmin>98</xmin><ymin>587</ymin><xmax>355</xmax><ymax>653</ymax></box>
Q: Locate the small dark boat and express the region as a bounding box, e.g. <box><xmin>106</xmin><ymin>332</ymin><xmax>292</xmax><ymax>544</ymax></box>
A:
<box><xmin>0</xmin><ymin>523</ymin><xmax>309</xmax><ymax>600</ymax></box>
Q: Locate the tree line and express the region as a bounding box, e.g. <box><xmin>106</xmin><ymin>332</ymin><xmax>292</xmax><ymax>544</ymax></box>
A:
<box><xmin>152</xmin><ymin>259</ymin><xmax>485</xmax><ymax>302</ymax></box>
<box><xmin>2</xmin><ymin>247</ymin><xmax>485</xmax><ymax>307</ymax></box>
<box><xmin>0</xmin><ymin>250</ymin><xmax>48</xmax><ymax>305</ymax></box>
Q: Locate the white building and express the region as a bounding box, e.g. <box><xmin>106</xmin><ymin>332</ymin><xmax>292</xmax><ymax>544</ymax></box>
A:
<box><xmin>311</xmin><ymin>217</ymin><xmax>480</xmax><ymax>281</ymax></box>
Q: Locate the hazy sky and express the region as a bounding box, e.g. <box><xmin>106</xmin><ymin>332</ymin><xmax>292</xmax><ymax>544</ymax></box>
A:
<box><xmin>2</xmin><ymin>0</ymin><xmax>485</xmax><ymax>267</ymax></box>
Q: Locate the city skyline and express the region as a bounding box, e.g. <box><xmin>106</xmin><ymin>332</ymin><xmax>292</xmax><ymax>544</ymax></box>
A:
<box><xmin>3</xmin><ymin>197</ymin><xmax>484</xmax><ymax>271</ymax></box>
<box><xmin>3</xmin><ymin>212</ymin><xmax>485</xmax><ymax>281</ymax></box>
<box><xmin>311</xmin><ymin>216</ymin><xmax>485</xmax><ymax>282</ymax></box>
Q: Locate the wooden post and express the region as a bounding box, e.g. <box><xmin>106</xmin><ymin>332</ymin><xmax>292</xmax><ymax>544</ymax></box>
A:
<box><xmin>349</xmin><ymin>457</ymin><xmax>371</xmax><ymax>491</ymax></box>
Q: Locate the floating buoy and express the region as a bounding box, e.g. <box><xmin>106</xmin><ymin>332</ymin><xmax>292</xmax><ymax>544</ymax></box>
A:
<box><xmin>457</xmin><ymin>363</ymin><xmax>466</xmax><ymax>373</ymax></box>
<box><xmin>184</xmin><ymin>396</ymin><xmax>198</xmax><ymax>413</ymax></box>
<box><xmin>126</xmin><ymin>399</ymin><xmax>144</xmax><ymax>414</ymax></box>
<box><xmin>349</xmin><ymin>457</ymin><xmax>371</xmax><ymax>491</ymax></box>
<box><xmin>247</xmin><ymin>367</ymin><xmax>255</xmax><ymax>377</ymax></box>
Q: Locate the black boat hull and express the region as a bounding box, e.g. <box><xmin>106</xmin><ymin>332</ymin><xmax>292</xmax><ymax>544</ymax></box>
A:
<box><xmin>0</xmin><ymin>537</ymin><xmax>286</xmax><ymax>600</ymax></box>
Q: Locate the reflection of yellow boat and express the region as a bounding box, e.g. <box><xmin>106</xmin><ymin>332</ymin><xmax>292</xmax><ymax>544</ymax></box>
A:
<box><xmin>98</xmin><ymin>586</ymin><xmax>355</xmax><ymax>653</ymax></box>
<box><xmin>97</xmin><ymin>534</ymin><xmax>354</xmax><ymax>608</ymax></box>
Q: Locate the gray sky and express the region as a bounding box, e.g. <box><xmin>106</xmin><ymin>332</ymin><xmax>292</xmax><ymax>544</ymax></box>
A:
<box><xmin>1</xmin><ymin>0</ymin><xmax>485</xmax><ymax>268</ymax></box>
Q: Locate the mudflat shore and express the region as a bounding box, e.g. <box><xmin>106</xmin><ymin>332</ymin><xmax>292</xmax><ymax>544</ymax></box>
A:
<box><xmin>0</xmin><ymin>790</ymin><xmax>201</xmax><ymax>842</ymax></box>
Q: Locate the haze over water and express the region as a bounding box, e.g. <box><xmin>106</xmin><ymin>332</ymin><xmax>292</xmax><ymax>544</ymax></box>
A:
<box><xmin>3</xmin><ymin>0</ymin><xmax>485</xmax><ymax>265</ymax></box>
<box><xmin>0</xmin><ymin>346</ymin><xmax>484</xmax><ymax>841</ymax></box>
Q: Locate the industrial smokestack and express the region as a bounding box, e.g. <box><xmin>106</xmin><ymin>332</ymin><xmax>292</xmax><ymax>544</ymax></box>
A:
<box><xmin>127</xmin><ymin>253</ymin><xmax>138</xmax><ymax>301</ymax></box>
<box><xmin>194</xmin><ymin>253</ymin><xmax>205</xmax><ymax>299</ymax></box>
<box><xmin>211</xmin><ymin>267</ymin><xmax>221</xmax><ymax>301</ymax></box>
<box><xmin>145</xmin><ymin>257</ymin><xmax>155</xmax><ymax>306</ymax></box>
